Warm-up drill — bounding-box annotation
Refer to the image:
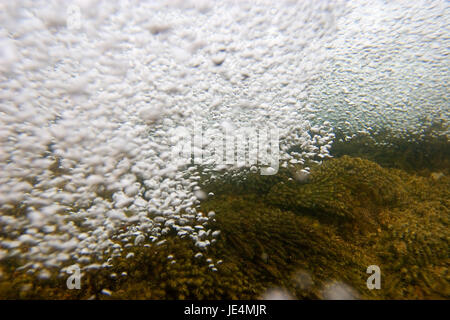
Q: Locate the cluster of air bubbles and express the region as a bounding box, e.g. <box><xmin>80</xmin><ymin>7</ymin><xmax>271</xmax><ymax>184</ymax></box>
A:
<box><xmin>260</xmin><ymin>271</ymin><xmax>360</xmax><ymax>300</ymax></box>
<box><xmin>321</xmin><ymin>281</ymin><xmax>360</xmax><ymax>300</ymax></box>
<box><xmin>0</xmin><ymin>0</ymin><xmax>448</xmax><ymax>276</ymax></box>
<box><xmin>308</xmin><ymin>0</ymin><xmax>449</xmax><ymax>139</ymax></box>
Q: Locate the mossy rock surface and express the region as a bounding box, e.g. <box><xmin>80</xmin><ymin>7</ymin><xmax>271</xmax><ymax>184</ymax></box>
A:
<box><xmin>0</xmin><ymin>156</ymin><xmax>448</xmax><ymax>299</ymax></box>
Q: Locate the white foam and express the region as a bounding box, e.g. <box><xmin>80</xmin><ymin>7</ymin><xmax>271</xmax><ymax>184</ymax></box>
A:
<box><xmin>0</xmin><ymin>0</ymin><xmax>447</xmax><ymax>274</ymax></box>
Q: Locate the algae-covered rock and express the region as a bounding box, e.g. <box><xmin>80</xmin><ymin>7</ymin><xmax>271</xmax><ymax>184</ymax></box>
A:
<box><xmin>198</xmin><ymin>155</ymin><xmax>449</xmax><ymax>299</ymax></box>
<box><xmin>266</xmin><ymin>156</ymin><xmax>408</xmax><ymax>222</ymax></box>
<box><xmin>0</xmin><ymin>155</ymin><xmax>448</xmax><ymax>299</ymax></box>
<box><xmin>330</xmin><ymin>124</ymin><xmax>450</xmax><ymax>176</ymax></box>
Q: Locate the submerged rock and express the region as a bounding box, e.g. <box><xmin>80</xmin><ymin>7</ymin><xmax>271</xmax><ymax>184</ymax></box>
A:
<box><xmin>1</xmin><ymin>155</ymin><xmax>447</xmax><ymax>299</ymax></box>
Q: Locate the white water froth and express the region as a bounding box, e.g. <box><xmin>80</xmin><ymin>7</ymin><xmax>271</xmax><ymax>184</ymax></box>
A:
<box><xmin>0</xmin><ymin>0</ymin><xmax>448</xmax><ymax>272</ymax></box>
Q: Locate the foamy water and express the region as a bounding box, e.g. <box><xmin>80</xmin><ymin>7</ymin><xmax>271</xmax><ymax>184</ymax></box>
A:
<box><xmin>0</xmin><ymin>0</ymin><xmax>448</xmax><ymax>276</ymax></box>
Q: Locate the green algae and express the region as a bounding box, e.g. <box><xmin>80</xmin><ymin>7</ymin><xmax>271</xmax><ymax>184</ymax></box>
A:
<box><xmin>330</xmin><ymin>122</ymin><xmax>450</xmax><ymax>175</ymax></box>
<box><xmin>0</xmin><ymin>150</ymin><xmax>448</xmax><ymax>299</ymax></box>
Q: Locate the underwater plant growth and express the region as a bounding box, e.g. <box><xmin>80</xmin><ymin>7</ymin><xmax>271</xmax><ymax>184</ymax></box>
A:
<box><xmin>0</xmin><ymin>0</ymin><xmax>449</xmax><ymax>300</ymax></box>
<box><xmin>1</xmin><ymin>146</ymin><xmax>448</xmax><ymax>299</ymax></box>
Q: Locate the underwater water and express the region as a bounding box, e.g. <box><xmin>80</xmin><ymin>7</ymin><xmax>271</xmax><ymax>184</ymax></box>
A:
<box><xmin>0</xmin><ymin>0</ymin><xmax>448</xmax><ymax>300</ymax></box>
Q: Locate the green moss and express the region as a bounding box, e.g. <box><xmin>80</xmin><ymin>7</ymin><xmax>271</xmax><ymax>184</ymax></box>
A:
<box><xmin>0</xmin><ymin>154</ymin><xmax>448</xmax><ymax>299</ymax></box>
<box><xmin>330</xmin><ymin>123</ymin><xmax>450</xmax><ymax>175</ymax></box>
